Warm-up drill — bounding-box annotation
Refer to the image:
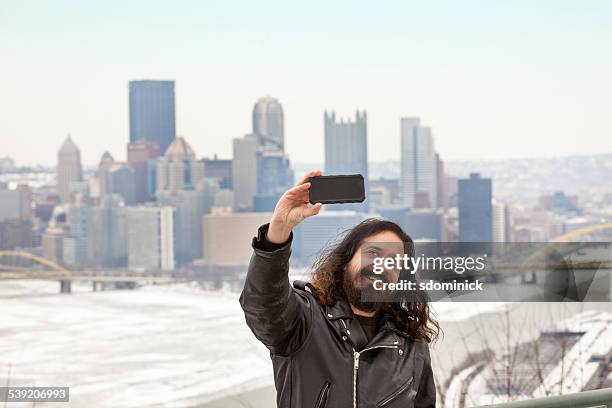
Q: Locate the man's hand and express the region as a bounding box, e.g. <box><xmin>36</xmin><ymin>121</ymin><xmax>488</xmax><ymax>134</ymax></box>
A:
<box><xmin>267</xmin><ymin>170</ymin><xmax>324</xmax><ymax>244</ymax></box>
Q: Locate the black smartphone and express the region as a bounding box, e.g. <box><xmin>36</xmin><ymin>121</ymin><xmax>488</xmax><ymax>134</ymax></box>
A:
<box><xmin>308</xmin><ymin>174</ymin><xmax>365</xmax><ymax>204</ymax></box>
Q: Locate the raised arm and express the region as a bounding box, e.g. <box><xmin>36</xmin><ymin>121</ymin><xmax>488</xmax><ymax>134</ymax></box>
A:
<box><xmin>239</xmin><ymin>171</ymin><xmax>323</xmax><ymax>356</ymax></box>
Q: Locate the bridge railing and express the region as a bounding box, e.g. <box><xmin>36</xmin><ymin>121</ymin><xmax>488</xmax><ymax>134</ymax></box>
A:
<box><xmin>476</xmin><ymin>387</ymin><xmax>612</xmax><ymax>408</ymax></box>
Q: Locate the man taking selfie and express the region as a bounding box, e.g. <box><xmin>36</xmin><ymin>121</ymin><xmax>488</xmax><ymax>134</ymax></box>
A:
<box><xmin>240</xmin><ymin>170</ymin><xmax>439</xmax><ymax>408</ymax></box>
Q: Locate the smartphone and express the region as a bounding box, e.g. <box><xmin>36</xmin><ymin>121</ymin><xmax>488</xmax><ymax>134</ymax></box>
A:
<box><xmin>308</xmin><ymin>174</ymin><xmax>365</xmax><ymax>204</ymax></box>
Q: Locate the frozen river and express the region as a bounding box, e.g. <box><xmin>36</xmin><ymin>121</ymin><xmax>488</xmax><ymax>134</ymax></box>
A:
<box><xmin>0</xmin><ymin>281</ymin><xmax>273</xmax><ymax>407</ymax></box>
<box><xmin>3</xmin><ymin>279</ymin><xmax>583</xmax><ymax>407</ymax></box>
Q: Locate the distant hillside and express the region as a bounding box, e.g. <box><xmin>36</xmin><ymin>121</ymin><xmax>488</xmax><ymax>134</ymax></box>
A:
<box><xmin>295</xmin><ymin>152</ymin><xmax>612</xmax><ymax>206</ymax></box>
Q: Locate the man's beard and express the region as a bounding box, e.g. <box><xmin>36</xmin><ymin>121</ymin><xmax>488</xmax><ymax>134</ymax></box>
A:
<box><xmin>343</xmin><ymin>263</ymin><xmax>388</xmax><ymax>313</ymax></box>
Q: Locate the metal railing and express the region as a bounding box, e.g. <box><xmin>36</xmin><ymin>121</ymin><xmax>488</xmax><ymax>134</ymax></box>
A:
<box><xmin>476</xmin><ymin>387</ymin><xmax>612</xmax><ymax>408</ymax></box>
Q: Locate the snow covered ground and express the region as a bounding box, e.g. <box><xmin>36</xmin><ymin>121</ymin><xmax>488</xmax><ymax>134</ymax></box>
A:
<box><xmin>0</xmin><ymin>280</ymin><xmax>508</xmax><ymax>407</ymax></box>
<box><xmin>0</xmin><ymin>281</ymin><xmax>273</xmax><ymax>407</ymax></box>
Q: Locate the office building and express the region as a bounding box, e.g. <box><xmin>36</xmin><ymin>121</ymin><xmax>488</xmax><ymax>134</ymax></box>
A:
<box><xmin>97</xmin><ymin>151</ymin><xmax>115</xmax><ymax>198</ymax></box>
<box><xmin>89</xmin><ymin>196</ymin><xmax>128</xmax><ymax>267</ymax></box>
<box><xmin>492</xmin><ymin>200</ymin><xmax>510</xmax><ymax>242</ymax></box>
<box><xmin>42</xmin><ymin>226</ymin><xmax>65</xmax><ymax>264</ymax></box>
<box><xmin>379</xmin><ymin>207</ymin><xmax>444</xmax><ymax>241</ymax></box>
<box><xmin>126</xmin><ymin>206</ymin><xmax>175</xmax><ymax>271</ymax></box>
<box><xmin>0</xmin><ymin>188</ymin><xmax>21</xmax><ymax>221</ymax></box>
<box><xmin>436</xmin><ymin>153</ymin><xmax>447</xmax><ymax>210</ymax></box>
<box><xmin>129</xmin><ymin>80</ymin><xmax>176</xmax><ymax>155</ymax></box>
<box><xmin>293</xmin><ymin>210</ymin><xmax>368</xmax><ymax>264</ymax></box>
<box><xmin>400</xmin><ymin>117</ymin><xmax>437</xmax><ymax>209</ymax></box>
<box><xmin>324</xmin><ymin>110</ymin><xmax>368</xmax><ymax>178</ymax></box>
<box><xmin>203</xmin><ymin>155</ymin><xmax>232</xmax><ymax>189</ymax></box>
<box><xmin>202</xmin><ymin>211</ymin><xmax>272</xmax><ymax>267</ymax></box>
<box><xmin>232</xmin><ymin>134</ymin><xmax>258</xmax><ymax>211</ymax></box>
<box><xmin>539</xmin><ymin>191</ymin><xmax>579</xmax><ymax>214</ymax></box>
<box><xmin>254</xmin><ymin>147</ymin><xmax>294</xmax><ymax>211</ymax></box>
<box><xmin>158</xmin><ymin>180</ymin><xmax>218</xmax><ymax>264</ymax></box>
<box><xmin>324</xmin><ymin>110</ymin><xmax>369</xmax><ymax>211</ymax></box>
<box><xmin>458</xmin><ymin>173</ymin><xmax>492</xmax><ymax>242</ymax></box>
<box><xmin>57</xmin><ymin>135</ymin><xmax>83</xmax><ymax>203</ymax></box>
<box><xmin>127</xmin><ymin>140</ymin><xmax>160</xmax><ymax>203</ymax></box>
<box><xmin>253</xmin><ymin>96</ymin><xmax>284</xmax><ymax>150</ymax></box>
<box><xmin>370</xmin><ymin>178</ymin><xmax>400</xmax><ymax>205</ymax></box>
<box><xmin>0</xmin><ymin>219</ymin><xmax>34</xmax><ymax>250</ymax></box>
<box><xmin>156</xmin><ymin>136</ymin><xmax>205</xmax><ymax>199</ymax></box>
<box><xmin>107</xmin><ymin>164</ymin><xmax>136</xmax><ymax>205</ymax></box>
<box><xmin>62</xmin><ymin>205</ymin><xmax>91</xmax><ymax>268</ymax></box>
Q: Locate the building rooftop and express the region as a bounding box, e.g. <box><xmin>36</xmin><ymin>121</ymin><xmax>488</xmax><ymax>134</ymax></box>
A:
<box><xmin>164</xmin><ymin>136</ymin><xmax>195</xmax><ymax>158</ymax></box>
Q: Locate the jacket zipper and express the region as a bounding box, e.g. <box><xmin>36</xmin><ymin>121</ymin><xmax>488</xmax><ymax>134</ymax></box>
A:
<box><xmin>314</xmin><ymin>381</ymin><xmax>331</xmax><ymax>408</ymax></box>
<box><xmin>376</xmin><ymin>375</ymin><xmax>413</xmax><ymax>407</ymax></box>
<box><xmin>341</xmin><ymin>319</ymin><xmax>399</xmax><ymax>408</ymax></box>
<box><xmin>352</xmin><ymin>345</ymin><xmax>399</xmax><ymax>408</ymax></box>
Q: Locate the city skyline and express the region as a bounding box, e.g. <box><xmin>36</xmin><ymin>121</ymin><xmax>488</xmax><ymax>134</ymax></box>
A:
<box><xmin>1</xmin><ymin>1</ymin><xmax>611</xmax><ymax>165</ymax></box>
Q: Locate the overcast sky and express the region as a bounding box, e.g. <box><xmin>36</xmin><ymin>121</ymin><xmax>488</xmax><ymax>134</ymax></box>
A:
<box><xmin>1</xmin><ymin>0</ymin><xmax>611</xmax><ymax>166</ymax></box>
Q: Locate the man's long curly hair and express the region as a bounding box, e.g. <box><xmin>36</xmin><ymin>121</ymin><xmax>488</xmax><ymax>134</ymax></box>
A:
<box><xmin>309</xmin><ymin>218</ymin><xmax>440</xmax><ymax>343</ymax></box>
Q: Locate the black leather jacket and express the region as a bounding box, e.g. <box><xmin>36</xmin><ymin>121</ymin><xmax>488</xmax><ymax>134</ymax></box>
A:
<box><xmin>239</xmin><ymin>223</ymin><xmax>436</xmax><ymax>408</ymax></box>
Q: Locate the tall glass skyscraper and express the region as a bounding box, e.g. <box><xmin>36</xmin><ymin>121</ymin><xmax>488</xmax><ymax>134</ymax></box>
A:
<box><xmin>129</xmin><ymin>80</ymin><xmax>176</xmax><ymax>155</ymax></box>
<box><xmin>459</xmin><ymin>173</ymin><xmax>492</xmax><ymax>242</ymax></box>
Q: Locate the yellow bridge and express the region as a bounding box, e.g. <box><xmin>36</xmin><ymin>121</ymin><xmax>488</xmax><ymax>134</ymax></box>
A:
<box><xmin>0</xmin><ymin>250</ymin><xmax>177</xmax><ymax>293</ymax></box>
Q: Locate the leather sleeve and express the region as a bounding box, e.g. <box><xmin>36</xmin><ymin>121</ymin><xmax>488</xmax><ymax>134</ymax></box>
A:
<box><xmin>414</xmin><ymin>344</ymin><xmax>436</xmax><ymax>408</ymax></box>
<box><xmin>239</xmin><ymin>223</ymin><xmax>312</xmax><ymax>356</ymax></box>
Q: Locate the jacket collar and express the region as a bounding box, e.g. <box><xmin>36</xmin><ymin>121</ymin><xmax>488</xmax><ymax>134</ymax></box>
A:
<box><xmin>324</xmin><ymin>299</ymin><xmax>354</xmax><ymax>320</ymax></box>
<box><xmin>325</xmin><ymin>299</ymin><xmax>411</xmax><ymax>339</ymax></box>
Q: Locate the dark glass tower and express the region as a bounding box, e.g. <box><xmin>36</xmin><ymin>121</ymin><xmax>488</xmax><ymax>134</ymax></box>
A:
<box><xmin>129</xmin><ymin>80</ymin><xmax>176</xmax><ymax>155</ymax></box>
<box><xmin>458</xmin><ymin>173</ymin><xmax>492</xmax><ymax>242</ymax></box>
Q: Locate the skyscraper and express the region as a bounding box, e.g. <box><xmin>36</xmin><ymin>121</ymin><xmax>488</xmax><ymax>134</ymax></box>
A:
<box><xmin>250</xmin><ymin>96</ymin><xmax>293</xmax><ymax>211</ymax></box>
<box><xmin>400</xmin><ymin>117</ymin><xmax>437</xmax><ymax>209</ymax></box>
<box><xmin>293</xmin><ymin>210</ymin><xmax>368</xmax><ymax>265</ymax></box>
<box><xmin>324</xmin><ymin>110</ymin><xmax>368</xmax><ymax>211</ymax></box>
<box><xmin>253</xmin><ymin>147</ymin><xmax>294</xmax><ymax>212</ymax></box>
<box><xmin>324</xmin><ymin>110</ymin><xmax>368</xmax><ymax>177</ymax></box>
<box><xmin>436</xmin><ymin>153</ymin><xmax>447</xmax><ymax>210</ymax></box>
<box><xmin>155</xmin><ymin>136</ymin><xmax>204</xmax><ymax>199</ymax></box>
<box><xmin>126</xmin><ymin>206</ymin><xmax>175</xmax><ymax>271</ymax></box>
<box><xmin>159</xmin><ymin>181</ymin><xmax>217</xmax><ymax>265</ymax></box>
<box><xmin>16</xmin><ymin>184</ymin><xmax>32</xmax><ymax>220</ymax></box>
<box><xmin>458</xmin><ymin>173</ymin><xmax>492</xmax><ymax>242</ymax></box>
<box><xmin>0</xmin><ymin>189</ymin><xmax>19</xmax><ymax>221</ymax></box>
<box><xmin>202</xmin><ymin>155</ymin><xmax>232</xmax><ymax>189</ymax></box>
<box><xmin>57</xmin><ymin>135</ymin><xmax>83</xmax><ymax>203</ymax></box>
<box><xmin>129</xmin><ymin>80</ymin><xmax>176</xmax><ymax>155</ymax></box>
<box><xmin>492</xmin><ymin>199</ymin><xmax>510</xmax><ymax>242</ymax></box>
<box><xmin>127</xmin><ymin>140</ymin><xmax>160</xmax><ymax>203</ymax></box>
<box><xmin>232</xmin><ymin>132</ymin><xmax>293</xmax><ymax>212</ymax></box>
<box><xmin>253</xmin><ymin>96</ymin><xmax>284</xmax><ymax>150</ymax></box>
<box><xmin>62</xmin><ymin>205</ymin><xmax>91</xmax><ymax>268</ymax></box>
<box><xmin>89</xmin><ymin>196</ymin><xmax>128</xmax><ymax>267</ymax></box>
<box><xmin>97</xmin><ymin>151</ymin><xmax>115</xmax><ymax>198</ymax></box>
<box><xmin>107</xmin><ymin>164</ymin><xmax>136</xmax><ymax>205</ymax></box>
<box><xmin>232</xmin><ymin>134</ymin><xmax>258</xmax><ymax>211</ymax></box>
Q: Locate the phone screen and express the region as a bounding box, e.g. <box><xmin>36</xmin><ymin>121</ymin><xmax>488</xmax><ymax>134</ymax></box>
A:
<box><xmin>308</xmin><ymin>174</ymin><xmax>365</xmax><ymax>204</ymax></box>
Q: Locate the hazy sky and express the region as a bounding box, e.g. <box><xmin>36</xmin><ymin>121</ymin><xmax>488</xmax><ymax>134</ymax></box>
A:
<box><xmin>1</xmin><ymin>0</ymin><xmax>611</xmax><ymax>166</ymax></box>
